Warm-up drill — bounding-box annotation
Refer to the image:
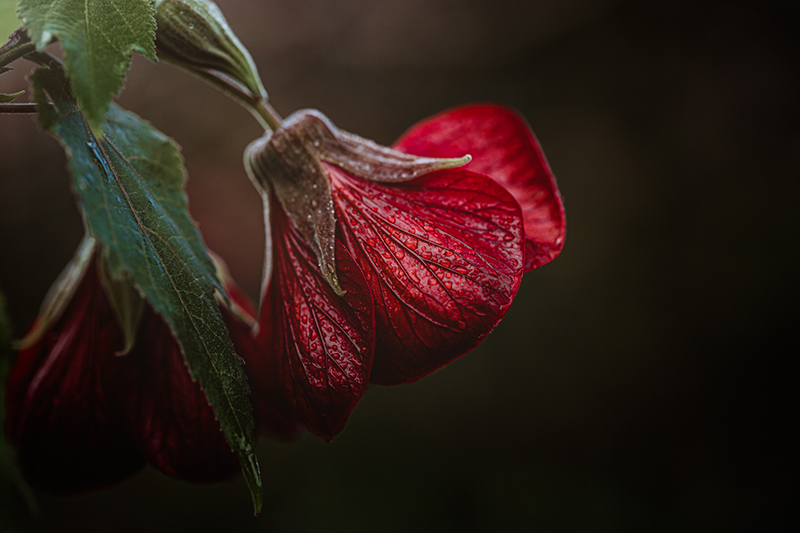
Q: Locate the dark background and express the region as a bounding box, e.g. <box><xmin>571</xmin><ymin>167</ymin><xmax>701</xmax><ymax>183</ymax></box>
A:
<box><xmin>1</xmin><ymin>0</ymin><xmax>797</xmax><ymax>531</ymax></box>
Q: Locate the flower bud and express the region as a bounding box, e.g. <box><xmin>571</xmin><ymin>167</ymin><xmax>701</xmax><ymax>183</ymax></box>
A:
<box><xmin>154</xmin><ymin>0</ymin><xmax>266</xmax><ymax>100</ymax></box>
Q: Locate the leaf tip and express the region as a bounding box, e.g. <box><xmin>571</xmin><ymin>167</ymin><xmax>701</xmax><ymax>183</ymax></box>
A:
<box><xmin>0</xmin><ymin>90</ymin><xmax>25</xmax><ymax>103</ymax></box>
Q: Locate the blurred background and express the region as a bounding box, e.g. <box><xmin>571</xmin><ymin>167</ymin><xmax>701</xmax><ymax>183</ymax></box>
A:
<box><xmin>1</xmin><ymin>0</ymin><xmax>797</xmax><ymax>531</ymax></box>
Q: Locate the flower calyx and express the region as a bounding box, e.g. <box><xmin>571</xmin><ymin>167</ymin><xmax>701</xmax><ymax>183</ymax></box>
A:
<box><xmin>15</xmin><ymin>236</ymin><xmax>145</xmax><ymax>357</ymax></box>
<box><xmin>154</xmin><ymin>0</ymin><xmax>266</xmax><ymax>101</ymax></box>
<box><xmin>97</xmin><ymin>251</ymin><xmax>145</xmax><ymax>356</ymax></box>
<box><xmin>244</xmin><ymin>109</ymin><xmax>471</xmax><ymax>295</ymax></box>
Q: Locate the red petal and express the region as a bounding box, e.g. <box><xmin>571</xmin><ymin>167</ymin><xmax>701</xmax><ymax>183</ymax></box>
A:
<box><xmin>113</xmin><ymin>305</ymin><xmax>240</xmax><ymax>483</ymax></box>
<box><xmin>329</xmin><ymin>164</ymin><xmax>525</xmax><ymax>385</ymax></box>
<box><xmin>393</xmin><ymin>104</ymin><xmax>565</xmax><ymax>271</ymax></box>
<box><xmin>257</xmin><ymin>196</ymin><xmax>374</xmax><ymax>440</ymax></box>
<box><xmin>3</xmin><ymin>259</ymin><xmax>144</xmax><ymax>493</ymax></box>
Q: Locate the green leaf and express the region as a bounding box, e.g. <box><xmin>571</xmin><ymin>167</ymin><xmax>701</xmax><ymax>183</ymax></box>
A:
<box><xmin>0</xmin><ymin>90</ymin><xmax>24</xmax><ymax>102</ymax></box>
<box><xmin>18</xmin><ymin>0</ymin><xmax>157</xmax><ymax>134</ymax></box>
<box><xmin>30</xmin><ymin>62</ymin><xmax>262</xmax><ymax>513</ymax></box>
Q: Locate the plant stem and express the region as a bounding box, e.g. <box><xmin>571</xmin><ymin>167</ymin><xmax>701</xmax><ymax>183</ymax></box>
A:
<box><xmin>253</xmin><ymin>99</ymin><xmax>283</xmax><ymax>132</ymax></box>
<box><xmin>183</xmin><ymin>67</ymin><xmax>283</xmax><ymax>132</ymax></box>
<box><xmin>0</xmin><ymin>29</ymin><xmax>35</xmax><ymax>70</ymax></box>
<box><xmin>0</xmin><ymin>103</ymin><xmax>37</xmax><ymax>114</ymax></box>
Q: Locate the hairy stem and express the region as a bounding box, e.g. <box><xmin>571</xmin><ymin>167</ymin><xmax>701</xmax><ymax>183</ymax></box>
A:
<box><xmin>253</xmin><ymin>99</ymin><xmax>283</xmax><ymax>132</ymax></box>
<box><xmin>0</xmin><ymin>29</ymin><xmax>35</xmax><ymax>70</ymax></box>
<box><xmin>181</xmin><ymin>67</ymin><xmax>283</xmax><ymax>132</ymax></box>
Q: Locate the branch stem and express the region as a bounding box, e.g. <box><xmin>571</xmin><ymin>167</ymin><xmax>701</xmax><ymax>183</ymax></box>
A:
<box><xmin>0</xmin><ymin>102</ymin><xmax>37</xmax><ymax>114</ymax></box>
<box><xmin>177</xmin><ymin>66</ymin><xmax>283</xmax><ymax>132</ymax></box>
<box><xmin>0</xmin><ymin>29</ymin><xmax>35</xmax><ymax>69</ymax></box>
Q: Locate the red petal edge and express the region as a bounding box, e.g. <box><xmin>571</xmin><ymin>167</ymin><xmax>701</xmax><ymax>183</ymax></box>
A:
<box><xmin>225</xmin><ymin>282</ymin><xmax>302</xmax><ymax>441</ymax></box>
<box><xmin>329</xmin><ymin>164</ymin><xmax>525</xmax><ymax>385</ymax></box>
<box><xmin>3</xmin><ymin>258</ymin><xmax>145</xmax><ymax>493</ymax></box>
<box><xmin>257</xmin><ymin>196</ymin><xmax>375</xmax><ymax>441</ymax></box>
<box><xmin>393</xmin><ymin>104</ymin><xmax>565</xmax><ymax>271</ymax></box>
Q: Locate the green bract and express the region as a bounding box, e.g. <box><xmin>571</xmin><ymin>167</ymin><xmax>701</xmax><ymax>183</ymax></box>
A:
<box><xmin>18</xmin><ymin>0</ymin><xmax>157</xmax><ymax>135</ymax></box>
<box><xmin>154</xmin><ymin>0</ymin><xmax>266</xmax><ymax>100</ymax></box>
<box><xmin>30</xmin><ymin>61</ymin><xmax>262</xmax><ymax>514</ymax></box>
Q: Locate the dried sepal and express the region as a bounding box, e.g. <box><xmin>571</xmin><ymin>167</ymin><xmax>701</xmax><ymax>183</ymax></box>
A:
<box><xmin>290</xmin><ymin>110</ymin><xmax>471</xmax><ymax>183</ymax></box>
<box><xmin>246</xmin><ymin>128</ymin><xmax>342</xmax><ymax>295</ymax></box>
<box><xmin>98</xmin><ymin>254</ymin><xmax>145</xmax><ymax>356</ymax></box>
<box><xmin>14</xmin><ymin>235</ymin><xmax>97</xmax><ymax>350</ymax></box>
<box><xmin>244</xmin><ymin>110</ymin><xmax>471</xmax><ymax>296</ymax></box>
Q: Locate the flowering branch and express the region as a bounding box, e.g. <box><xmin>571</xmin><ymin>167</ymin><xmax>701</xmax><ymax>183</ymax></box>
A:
<box><xmin>1</xmin><ymin>0</ymin><xmax>565</xmax><ymax>519</ymax></box>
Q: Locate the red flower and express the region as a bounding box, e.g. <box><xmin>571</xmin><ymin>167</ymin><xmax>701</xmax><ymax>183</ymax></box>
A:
<box><xmin>3</xmin><ymin>237</ymin><xmax>255</xmax><ymax>492</ymax></box>
<box><xmin>244</xmin><ymin>104</ymin><xmax>565</xmax><ymax>441</ymax></box>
